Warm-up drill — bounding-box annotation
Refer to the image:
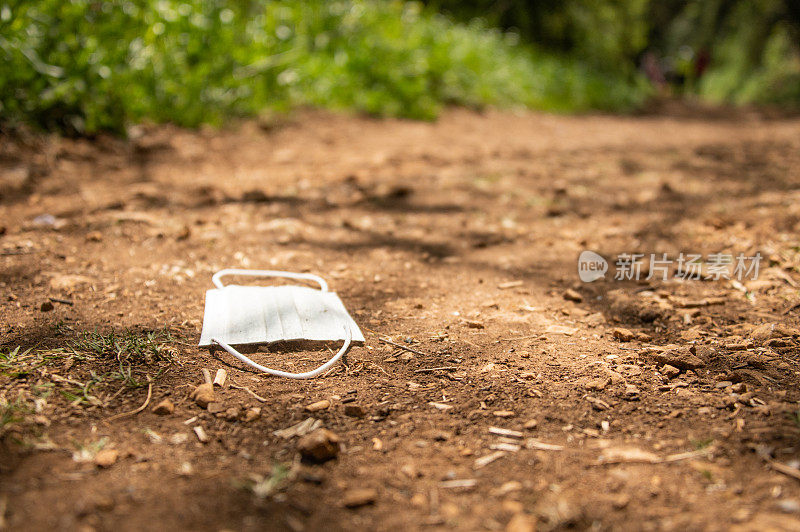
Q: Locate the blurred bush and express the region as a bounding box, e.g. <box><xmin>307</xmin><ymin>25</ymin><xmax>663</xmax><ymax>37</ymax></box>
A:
<box><xmin>0</xmin><ymin>0</ymin><xmax>646</xmax><ymax>134</ymax></box>
<box><xmin>3</xmin><ymin>0</ymin><xmax>795</xmax><ymax>135</ymax></box>
<box><xmin>429</xmin><ymin>0</ymin><xmax>800</xmax><ymax>109</ymax></box>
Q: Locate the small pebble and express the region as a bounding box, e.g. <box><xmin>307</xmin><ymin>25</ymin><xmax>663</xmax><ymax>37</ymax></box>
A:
<box><xmin>190</xmin><ymin>383</ymin><xmax>216</xmax><ymax>409</ymax></box>
<box><xmin>95</xmin><ymin>449</ymin><xmax>119</xmax><ymax>468</ymax></box>
<box><xmin>243</xmin><ymin>407</ymin><xmax>261</xmax><ymax>422</ymax></box>
<box><xmin>563</xmin><ymin>289</ymin><xmax>583</xmax><ymax>303</ymax></box>
<box><xmin>153</xmin><ymin>399</ymin><xmax>175</xmax><ymax>416</ymax></box>
<box><xmin>612</xmin><ymin>327</ymin><xmax>635</xmax><ymax>342</ymax></box>
<box><xmin>523</xmin><ymin>419</ymin><xmax>538</xmax><ymax>430</ymax></box>
<box><xmin>297</xmin><ymin>429</ymin><xmax>340</xmax><ymax>462</ymax></box>
<box><xmin>306</xmin><ymin>399</ymin><xmax>331</xmax><ymax>412</ymax></box>
<box><xmin>342</xmin><ymin>488</ymin><xmax>377</xmax><ymax>508</ymax></box>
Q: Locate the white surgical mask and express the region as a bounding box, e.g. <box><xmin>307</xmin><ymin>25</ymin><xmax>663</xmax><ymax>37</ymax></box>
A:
<box><xmin>199</xmin><ymin>269</ymin><xmax>364</xmax><ymax>379</ymax></box>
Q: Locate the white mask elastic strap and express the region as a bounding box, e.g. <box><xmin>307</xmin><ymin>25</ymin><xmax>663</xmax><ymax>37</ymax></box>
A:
<box><xmin>211</xmin><ymin>269</ymin><xmax>329</xmax><ymax>292</ymax></box>
<box><xmin>210</xmin><ymin>325</ymin><xmax>351</xmax><ymax>379</ymax></box>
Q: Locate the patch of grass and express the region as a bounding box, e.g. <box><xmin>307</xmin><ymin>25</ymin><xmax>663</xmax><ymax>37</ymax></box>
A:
<box><xmin>0</xmin><ymin>398</ymin><xmax>27</xmax><ymax>432</ymax></box>
<box><xmin>0</xmin><ymin>0</ymin><xmax>647</xmax><ymax>134</ymax></box>
<box><xmin>0</xmin><ymin>346</ymin><xmax>34</xmax><ymax>378</ymax></box>
<box><xmin>66</xmin><ymin>328</ymin><xmax>176</xmax><ymax>388</ymax></box>
<box><xmin>241</xmin><ymin>463</ymin><xmax>293</xmax><ymax>498</ymax></box>
<box><xmin>67</xmin><ymin>328</ymin><xmax>175</xmax><ymax>365</ymax></box>
<box><xmin>691</xmin><ymin>437</ymin><xmax>715</xmax><ymax>450</ymax></box>
<box><xmin>788</xmin><ymin>409</ymin><xmax>800</xmax><ymax>428</ymax></box>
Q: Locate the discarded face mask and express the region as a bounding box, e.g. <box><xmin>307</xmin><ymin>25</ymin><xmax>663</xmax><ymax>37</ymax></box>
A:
<box><xmin>199</xmin><ymin>269</ymin><xmax>364</xmax><ymax>379</ymax></box>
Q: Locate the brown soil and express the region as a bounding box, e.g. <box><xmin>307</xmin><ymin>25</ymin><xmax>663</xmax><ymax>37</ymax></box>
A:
<box><xmin>2</xmin><ymin>108</ymin><xmax>800</xmax><ymax>531</ymax></box>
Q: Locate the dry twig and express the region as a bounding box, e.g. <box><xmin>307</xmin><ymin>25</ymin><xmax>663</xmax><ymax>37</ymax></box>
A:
<box><xmin>378</xmin><ymin>337</ymin><xmax>430</xmax><ymax>357</ymax></box>
<box><xmin>104</xmin><ymin>376</ymin><xmax>152</xmax><ymax>422</ymax></box>
<box><xmin>229</xmin><ymin>382</ymin><xmax>267</xmax><ymax>402</ymax></box>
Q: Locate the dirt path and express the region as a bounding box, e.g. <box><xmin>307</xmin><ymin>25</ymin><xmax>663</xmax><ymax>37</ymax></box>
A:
<box><xmin>2</xmin><ymin>108</ymin><xmax>800</xmax><ymax>531</ymax></box>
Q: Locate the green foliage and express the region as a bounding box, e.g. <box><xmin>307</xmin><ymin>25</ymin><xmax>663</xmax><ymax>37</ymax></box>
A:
<box><xmin>0</xmin><ymin>0</ymin><xmax>647</xmax><ymax>134</ymax></box>
<box><xmin>690</xmin><ymin>2</ymin><xmax>800</xmax><ymax>107</ymax></box>
<box><xmin>430</xmin><ymin>0</ymin><xmax>800</xmax><ymax>109</ymax></box>
<box><xmin>67</xmin><ymin>328</ymin><xmax>174</xmax><ymax>365</ymax></box>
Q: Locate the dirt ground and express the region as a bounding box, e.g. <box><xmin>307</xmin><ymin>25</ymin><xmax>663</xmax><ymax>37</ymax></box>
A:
<box><xmin>2</xmin><ymin>106</ymin><xmax>800</xmax><ymax>531</ymax></box>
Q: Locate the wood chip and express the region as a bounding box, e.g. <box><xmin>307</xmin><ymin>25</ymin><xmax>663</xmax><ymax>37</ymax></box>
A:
<box><xmin>474</xmin><ymin>451</ymin><xmax>506</xmax><ymax>469</ymax></box>
<box><xmin>429</xmin><ymin>402</ymin><xmax>453</xmax><ymax>411</ymax></box>
<box><xmin>769</xmin><ymin>460</ymin><xmax>800</xmax><ymax>481</ymax></box>
<box><xmin>213</xmin><ymin>369</ymin><xmax>227</xmax><ymax>387</ymax></box>
<box><xmin>525</xmin><ymin>439</ymin><xmax>564</xmax><ymax>451</ymax></box>
<box><xmin>274</xmin><ymin>417</ymin><xmax>321</xmax><ymax>439</ymax></box>
<box><xmin>440</xmin><ymin>479</ymin><xmax>477</xmax><ymax>489</ymax></box>
<box><xmin>489</xmin><ymin>442</ymin><xmax>521</xmax><ymax>452</ymax></box>
<box><xmin>598</xmin><ymin>447</ymin><xmax>659</xmax><ymax>464</ymax></box>
<box><xmin>585</xmin><ymin>396</ymin><xmax>611</xmax><ymax>411</ymax></box>
<box><xmin>193</xmin><ymin>426</ymin><xmax>209</xmax><ymax>443</ymax></box>
<box><xmin>488</xmin><ymin>426</ymin><xmax>523</xmax><ymax>438</ymax></box>
<box><xmin>498</xmin><ymin>281</ymin><xmax>523</xmax><ymax>289</ymax></box>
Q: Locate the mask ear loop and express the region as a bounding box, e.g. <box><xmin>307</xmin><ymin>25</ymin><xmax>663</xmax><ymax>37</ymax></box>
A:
<box><xmin>212</xmin><ymin>269</ymin><xmax>328</xmax><ymax>291</ymax></box>
<box><xmin>210</xmin><ymin>325</ymin><xmax>352</xmax><ymax>379</ymax></box>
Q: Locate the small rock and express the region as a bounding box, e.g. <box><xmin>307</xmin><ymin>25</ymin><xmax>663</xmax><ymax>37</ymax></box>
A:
<box><xmin>643</xmin><ymin>348</ymin><xmax>704</xmax><ymax>370</ymax></box>
<box><xmin>93</xmin><ymin>494</ymin><xmax>116</xmax><ymax>512</ymax></box>
<box><xmin>506</xmin><ymin>513</ymin><xmax>536</xmax><ymax>532</ymax></box>
<box><xmin>400</xmin><ymin>464</ymin><xmax>420</xmax><ymax>478</ymax></box>
<box><xmin>297</xmin><ymin>429</ymin><xmax>340</xmax><ymax>462</ymax></box>
<box><xmin>611</xmin><ymin>494</ymin><xmax>630</xmax><ymax>510</ymax></box>
<box><xmin>86</xmin><ymin>231</ymin><xmax>103</xmax><ymax>242</ymax></box>
<box><xmin>584</xmin><ymin>377</ymin><xmax>610</xmax><ymax>391</ymax></box>
<box><xmin>464</xmin><ymin>320</ymin><xmax>485</xmax><ymax>329</ymax></box>
<box><xmin>243</xmin><ymin>407</ymin><xmax>261</xmax><ymax>422</ymax></box>
<box><xmin>432</xmin><ymin>431</ymin><xmax>452</xmax><ymax>442</ymax></box>
<box><xmin>190</xmin><ymin>383</ymin><xmax>216</xmax><ymax>409</ymax></box>
<box><xmin>152</xmin><ymin>399</ymin><xmax>175</xmax><ymax>416</ymax></box>
<box><xmin>563</xmin><ymin>289</ymin><xmax>583</xmax><ymax>303</ymax></box>
<box><xmin>224</xmin><ymin>407</ymin><xmax>241</xmax><ymax>421</ymax></box>
<box><xmin>586</xmin><ymin>396</ymin><xmax>610</xmax><ymax>411</ymax></box>
<box><xmin>730</xmin><ymin>382</ymin><xmax>747</xmax><ymax>394</ymax></box>
<box><xmin>493</xmin><ymin>410</ymin><xmax>515</xmax><ymax>418</ymax></box>
<box><xmin>777</xmin><ymin>499</ymin><xmax>800</xmax><ymax>514</ymax></box>
<box><xmin>305</xmin><ymin>399</ymin><xmax>331</xmax><ymax>412</ymax></box>
<box><xmin>661</xmin><ymin>364</ymin><xmax>680</xmax><ymax>378</ymax></box>
<box><xmin>523</xmin><ymin>419</ymin><xmax>538</xmax><ymax>430</ymax></box>
<box><xmin>344</xmin><ymin>404</ymin><xmax>366</xmax><ymax>418</ymax></box>
<box><xmin>40</xmin><ymin>301</ymin><xmax>54</xmax><ymax>312</ymax></box>
<box><xmin>751</xmin><ymin>323</ymin><xmax>776</xmax><ymax>345</ymax></box>
<box><xmin>623</xmin><ymin>384</ymin><xmax>640</xmax><ymax>400</ymax></box>
<box><xmin>207</xmin><ymin>402</ymin><xmax>225</xmax><ymax>414</ymax></box>
<box><xmin>342</xmin><ymin>488</ymin><xmax>377</xmax><ymax>508</ymax></box>
<box><xmin>612</xmin><ymin>327</ymin><xmax>635</xmax><ymax>342</ymax></box>
<box><xmin>95</xmin><ymin>449</ymin><xmax>119</xmax><ymax>468</ymax></box>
